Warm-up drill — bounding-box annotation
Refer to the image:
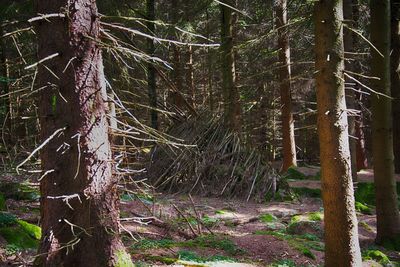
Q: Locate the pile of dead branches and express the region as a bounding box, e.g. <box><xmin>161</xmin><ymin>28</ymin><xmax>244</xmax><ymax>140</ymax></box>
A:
<box><xmin>143</xmin><ymin>111</ymin><xmax>280</xmax><ymax>202</ymax></box>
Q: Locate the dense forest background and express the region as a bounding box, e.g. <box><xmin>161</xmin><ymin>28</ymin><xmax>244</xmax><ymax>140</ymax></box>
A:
<box><xmin>0</xmin><ymin>0</ymin><xmax>399</xmax><ymax>266</ymax></box>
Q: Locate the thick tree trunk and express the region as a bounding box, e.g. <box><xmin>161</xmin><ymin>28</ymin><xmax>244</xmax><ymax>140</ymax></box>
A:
<box><xmin>147</xmin><ymin>0</ymin><xmax>158</xmax><ymax>130</ymax></box>
<box><xmin>35</xmin><ymin>1</ymin><xmax>132</xmax><ymax>266</ymax></box>
<box><xmin>343</xmin><ymin>0</ymin><xmax>358</xmax><ymax>181</ymax></box>
<box><xmin>220</xmin><ymin>0</ymin><xmax>241</xmax><ymax>132</ymax></box>
<box><xmin>391</xmin><ymin>0</ymin><xmax>400</xmax><ymax>173</ymax></box>
<box><xmin>314</xmin><ymin>1</ymin><xmax>362</xmax><ymax>266</ymax></box>
<box><xmin>274</xmin><ymin>0</ymin><xmax>297</xmax><ymax>172</ymax></box>
<box><xmin>370</xmin><ymin>0</ymin><xmax>400</xmax><ymax>246</ymax></box>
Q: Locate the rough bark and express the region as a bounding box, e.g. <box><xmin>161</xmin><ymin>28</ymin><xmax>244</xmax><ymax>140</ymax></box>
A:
<box><xmin>0</xmin><ymin>24</ymin><xmax>12</xmax><ymax>144</ymax></box>
<box><xmin>186</xmin><ymin>45</ymin><xmax>195</xmax><ymax>107</ymax></box>
<box><xmin>370</xmin><ymin>0</ymin><xmax>400</xmax><ymax>246</ymax></box>
<box><xmin>171</xmin><ymin>0</ymin><xmax>183</xmax><ymax>94</ymax></box>
<box><xmin>147</xmin><ymin>0</ymin><xmax>158</xmax><ymax>130</ymax></box>
<box><xmin>391</xmin><ymin>0</ymin><xmax>400</xmax><ymax>173</ymax></box>
<box><xmin>220</xmin><ymin>0</ymin><xmax>241</xmax><ymax>132</ymax></box>
<box><xmin>343</xmin><ymin>0</ymin><xmax>358</xmax><ymax>181</ymax></box>
<box><xmin>352</xmin><ymin>0</ymin><xmax>368</xmax><ymax>171</ymax></box>
<box><xmin>314</xmin><ymin>0</ymin><xmax>362</xmax><ymax>266</ymax></box>
<box><xmin>35</xmin><ymin>1</ymin><xmax>132</xmax><ymax>266</ymax></box>
<box><xmin>274</xmin><ymin>0</ymin><xmax>297</xmax><ymax>172</ymax></box>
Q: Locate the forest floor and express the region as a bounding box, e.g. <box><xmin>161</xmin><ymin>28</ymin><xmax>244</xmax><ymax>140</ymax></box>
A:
<box><xmin>0</xmin><ymin>167</ymin><xmax>399</xmax><ymax>266</ymax></box>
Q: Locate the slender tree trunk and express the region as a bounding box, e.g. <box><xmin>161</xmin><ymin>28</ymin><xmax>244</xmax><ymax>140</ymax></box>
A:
<box><xmin>147</xmin><ymin>0</ymin><xmax>158</xmax><ymax>130</ymax></box>
<box><xmin>343</xmin><ymin>0</ymin><xmax>358</xmax><ymax>181</ymax></box>
<box><xmin>186</xmin><ymin>45</ymin><xmax>195</xmax><ymax>107</ymax></box>
<box><xmin>353</xmin><ymin>0</ymin><xmax>368</xmax><ymax>171</ymax></box>
<box><xmin>274</xmin><ymin>0</ymin><xmax>297</xmax><ymax>172</ymax></box>
<box><xmin>35</xmin><ymin>1</ymin><xmax>133</xmax><ymax>266</ymax></box>
<box><xmin>171</xmin><ymin>0</ymin><xmax>183</xmax><ymax>94</ymax></box>
<box><xmin>391</xmin><ymin>0</ymin><xmax>400</xmax><ymax>173</ymax></box>
<box><xmin>314</xmin><ymin>1</ymin><xmax>362</xmax><ymax>265</ymax></box>
<box><xmin>220</xmin><ymin>0</ymin><xmax>241</xmax><ymax>132</ymax></box>
<box><xmin>355</xmin><ymin>111</ymin><xmax>368</xmax><ymax>170</ymax></box>
<box><xmin>370</xmin><ymin>0</ymin><xmax>400</xmax><ymax>246</ymax></box>
<box><xmin>0</xmin><ymin>24</ymin><xmax>12</xmax><ymax>145</ymax></box>
<box><xmin>206</xmin><ymin>8</ymin><xmax>214</xmax><ymax>112</ymax></box>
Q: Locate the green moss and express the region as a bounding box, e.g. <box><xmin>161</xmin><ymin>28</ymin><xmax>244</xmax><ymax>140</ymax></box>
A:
<box><xmin>215</xmin><ymin>210</ymin><xmax>228</xmax><ymax>214</ymax></box>
<box><xmin>354</xmin><ymin>183</ymin><xmax>376</xmax><ymax>206</ymax></box>
<box><xmin>362</xmin><ymin>250</ymin><xmax>391</xmax><ymax>265</ymax></box>
<box><xmin>115</xmin><ymin>249</ymin><xmax>134</xmax><ymax>267</ymax></box>
<box><xmin>269</xmin><ymin>259</ymin><xmax>297</xmax><ymax>267</ymax></box>
<box><xmin>308</xmin><ymin>212</ymin><xmax>323</xmax><ymax>221</ymax></box>
<box><xmin>290</xmin><ymin>215</ymin><xmax>302</xmax><ymax>224</ymax></box>
<box><xmin>17</xmin><ymin>220</ymin><xmax>41</xmax><ymax>240</ymax></box>
<box><xmin>145</xmin><ymin>255</ymin><xmax>177</xmax><ymax>264</ymax></box>
<box><xmin>284</xmin><ymin>167</ymin><xmax>307</xmax><ymax>180</ymax></box>
<box><xmin>255</xmin><ymin>229</ymin><xmax>323</xmax><ymax>258</ymax></box>
<box><xmin>132</xmin><ymin>239</ymin><xmax>176</xmax><ymax>250</ymax></box>
<box><xmin>0</xmin><ymin>227</ymin><xmax>38</xmax><ymax>249</ymax></box>
<box><xmin>0</xmin><ymin>194</ymin><xmax>5</xmax><ymax>210</ymax></box>
<box><xmin>201</xmin><ymin>215</ymin><xmax>220</xmax><ymax>227</ymax></box>
<box><xmin>359</xmin><ymin>221</ymin><xmax>373</xmax><ymax>232</ymax></box>
<box><xmin>183</xmin><ymin>235</ymin><xmax>242</xmax><ymax>255</ymax></box>
<box><xmin>177</xmin><ymin>250</ymin><xmax>236</xmax><ymax>264</ymax></box>
<box><xmin>291</xmin><ymin>187</ymin><xmax>321</xmax><ymax>198</ymax></box>
<box><xmin>259</xmin><ymin>213</ymin><xmax>278</xmax><ymax>223</ymax></box>
<box><xmin>0</xmin><ymin>212</ymin><xmax>17</xmax><ymax>227</ymax></box>
<box><xmin>355</xmin><ymin>201</ymin><xmax>372</xmax><ymax>215</ymax></box>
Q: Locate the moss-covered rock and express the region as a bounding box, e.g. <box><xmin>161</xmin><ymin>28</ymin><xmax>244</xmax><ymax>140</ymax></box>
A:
<box><xmin>362</xmin><ymin>250</ymin><xmax>391</xmax><ymax>266</ymax></box>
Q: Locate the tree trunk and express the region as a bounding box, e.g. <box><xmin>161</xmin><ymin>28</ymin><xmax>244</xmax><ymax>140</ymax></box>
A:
<box><xmin>355</xmin><ymin>111</ymin><xmax>368</xmax><ymax>170</ymax></box>
<box><xmin>343</xmin><ymin>0</ymin><xmax>358</xmax><ymax>181</ymax></box>
<box><xmin>147</xmin><ymin>0</ymin><xmax>158</xmax><ymax>130</ymax></box>
<box><xmin>206</xmin><ymin>8</ymin><xmax>214</xmax><ymax>112</ymax></box>
<box><xmin>220</xmin><ymin>0</ymin><xmax>241</xmax><ymax>132</ymax></box>
<box><xmin>353</xmin><ymin>0</ymin><xmax>368</xmax><ymax>171</ymax></box>
<box><xmin>35</xmin><ymin>1</ymin><xmax>133</xmax><ymax>266</ymax></box>
<box><xmin>391</xmin><ymin>0</ymin><xmax>400</xmax><ymax>173</ymax></box>
<box><xmin>0</xmin><ymin>24</ymin><xmax>12</xmax><ymax>145</ymax></box>
<box><xmin>370</xmin><ymin>0</ymin><xmax>400</xmax><ymax>246</ymax></box>
<box><xmin>274</xmin><ymin>0</ymin><xmax>297</xmax><ymax>172</ymax></box>
<box><xmin>314</xmin><ymin>1</ymin><xmax>362</xmax><ymax>266</ymax></box>
<box><xmin>171</xmin><ymin>0</ymin><xmax>183</xmax><ymax>94</ymax></box>
<box><xmin>186</xmin><ymin>45</ymin><xmax>195</xmax><ymax>107</ymax></box>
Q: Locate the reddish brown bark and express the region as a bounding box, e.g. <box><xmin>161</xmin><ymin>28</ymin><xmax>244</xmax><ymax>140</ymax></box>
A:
<box><xmin>314</xmin><ymin>0</ymin><xmax>362</xmax><ymax>265</ymax></box>
<box><xmin>35</xmin><ymin>1</ymin><xmax>131</xmax><ymax>266</ymax></box>
<box><xmin>220</xmin><ymin>0</ymin><xmax>241</xmax><ymax>132</ymax></box>
<box><xmin>274</xmin><ymin>0</ymin><xmax>297</xmax><ymax>172</ymax></box>
<box><xmin>391</xmin><ymin>0</ymin><xmax>400</xmax><ymax>173</ymax></box>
